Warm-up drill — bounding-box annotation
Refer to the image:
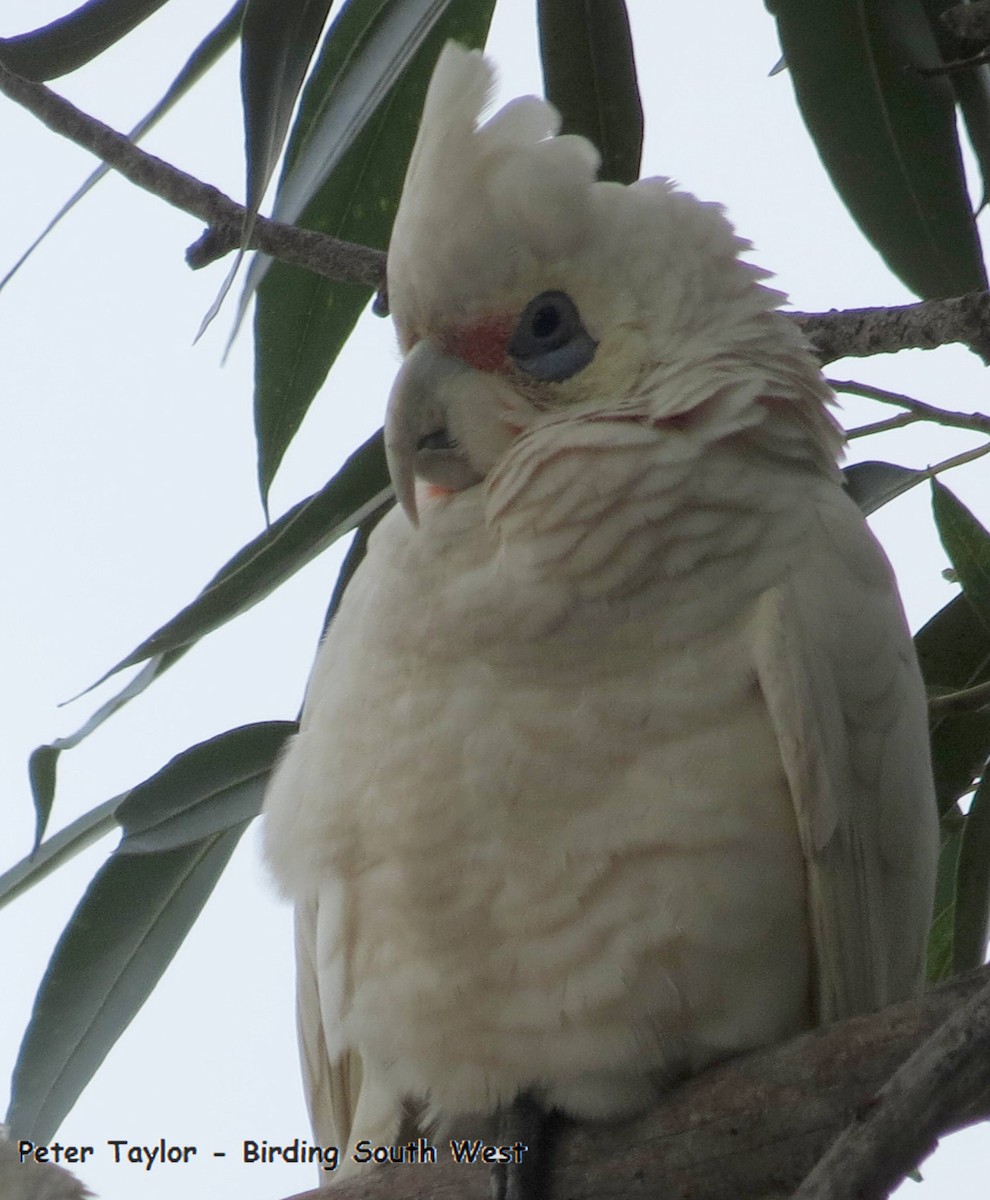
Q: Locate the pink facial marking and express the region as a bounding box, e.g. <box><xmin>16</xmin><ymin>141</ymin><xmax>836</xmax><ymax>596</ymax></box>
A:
<box><xmin>443</xmin><ymin>316</ymin><xmax>514</xmax><ymax>373</ymax></box>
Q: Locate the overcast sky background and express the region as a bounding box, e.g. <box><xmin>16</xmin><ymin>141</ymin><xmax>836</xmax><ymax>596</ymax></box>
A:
<box><xmin>1</xmin><ymin>3</ymin><xmax>988</xmax><ymax>1198</ymax></box>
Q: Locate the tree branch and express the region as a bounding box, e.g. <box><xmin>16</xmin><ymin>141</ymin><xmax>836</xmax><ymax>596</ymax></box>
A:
<box><xmin>0</xmin><ymin>57</ymin><xmax>386</xmax><ymax>291</ymax></box>
<box><xmin>5</xmin><ymin>61</ymin><xmax>990</xmax><ymax>362</ymax></box>
<box><xmin>795</xmin><ymin>297</ymin><xmax>990</xmax><ymax>365</ymax></box>
<box><xmin>829</xmin><ymin>379</ymin><xmax>990</xmax><ymax>437</ymax></box>
<box><xmin>267</xmin><ymin>968</ymin><xmax>990</xmax><ymax>1200</ymax></box>
<box><xmin>792</xmin><ymin>970</ymin><xmax>990</xmax><ymax>1200</ymax></box>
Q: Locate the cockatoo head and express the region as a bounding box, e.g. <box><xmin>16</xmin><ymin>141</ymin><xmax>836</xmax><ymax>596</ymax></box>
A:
<box><xmin>385</xmin><ymin>42</ymin><xmax>836</xmax><ymax>524</ymax></box>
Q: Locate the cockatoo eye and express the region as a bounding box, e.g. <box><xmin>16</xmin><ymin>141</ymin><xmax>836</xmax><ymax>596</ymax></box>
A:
<box><xmin>416</xmin><ymin>428</ymin><xmax>458</xmax><ymax>452</ymax></box>
<box><xmin>508</xmin><ymin>291</ymin><xmax>597</xmax><ymax>382</ymax></box>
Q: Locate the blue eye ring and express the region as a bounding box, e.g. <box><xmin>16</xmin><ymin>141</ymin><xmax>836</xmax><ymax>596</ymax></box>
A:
<box><xmin>508</xmin><ymin>291</ymin><xmax>597</xmax><ymax>382</ymax></box>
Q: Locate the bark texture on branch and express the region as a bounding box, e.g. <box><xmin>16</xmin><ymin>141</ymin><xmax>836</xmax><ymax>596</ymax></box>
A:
<box><xmin>260</xmin><ymin>969</ymin><xmax>988</xmax><ymax>1200</ymax></box>
<box><xmin>795</xmin><ymin>295</ymin><xmax>990</xmax><ymax>365</ymax></box>
<box><xmin>266</xmin><ymin>966</ymin><xmax>990</xmax><ymax>1200</ymax></box>
<box><xmin>793</xmin><ymin>971</ymin><xmax>990</xmax><ymax>1200</ymax></box>
<box><xmin>0</xmin><ymin>58</ymin><xmax>386</xmax><ymax>291</ymax></box>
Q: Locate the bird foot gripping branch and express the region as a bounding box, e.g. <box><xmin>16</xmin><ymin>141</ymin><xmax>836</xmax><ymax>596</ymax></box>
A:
<box><xmin>262</xmin><ymin>41</ymin><xmax>939</xmax><ymax>1197</ymax></box>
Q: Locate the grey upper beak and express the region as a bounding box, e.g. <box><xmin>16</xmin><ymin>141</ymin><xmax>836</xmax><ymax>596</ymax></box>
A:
<box><xmin>384</xmin><ymin>340</ymin><xmax>484</xmax><ymax>525</ymax></box>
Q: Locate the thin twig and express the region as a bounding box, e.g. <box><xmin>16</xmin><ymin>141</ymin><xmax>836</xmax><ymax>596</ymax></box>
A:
<box><xmin>829</xmin><ymin>378</ymin><xmax>990</xmax><ymax>437</ymax></box>
<box><xmin>929</xmin><ymin>679</ymin><xmax>990</xmax><ymax>716</ymax></box>
<box><xmin>916</xmin><ymin>48</ymin><xmax>990</xmax><ymax>75</ymax></box>
<box><xmin>791</xmin><ymin>972</ymin><xmax>990</xmax><ymax>1200</ymax></box>
<box><xmin>926</xmin><ymin>440</ymin><xmax>990</xmax><ymax>476</ymax></box>
<box><xmin>0</xmin><ymin>57</ymin><xmax>386</xmax><ymax>290</ymax></box>
<box><xmin>846</xmin><ymin>413</ymin><xmax>920</xmax><ymax>439</ymax></box>
<box><xmin>5</xmin><ymin>59</ymin><xmax>990</xmax><ymax>362</ymax></box>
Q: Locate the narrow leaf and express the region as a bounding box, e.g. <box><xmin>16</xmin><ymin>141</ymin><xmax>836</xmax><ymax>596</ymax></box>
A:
<box><xmin>927</xmin><ymin>807</ymin><xmax>964</xmax><ymax>981</ymax></box>
<box><xmin>923</xmin><ymin>0</ymin><xmax>990</xmax><ymax>207</ymax></box>
<box><xmin>0</xmin><ymin>798</ymin><xmax>120</xmax><ymax>912</ymax></box>
<box><xmin>0</xmin><ymin>0</ymin><xmax>170</xmax><ymax>81</ymax></box>
<box><xmin>1</xmin><ymin>2</ymin><xmax>244</xmax><ymax>295</ymax></box>
<box><xmin>915</xmin><ymin>594</ymin><xmax>990</xmax><ymax>812</ymax></box>
<box><xmin>250</xmin><ymin>0</ymin><xmax>494</xmax><ymax>503</ymax></box>
<box><xmin>537</xmin><ymin>0</ymin><xmax>643</xmax><ymax>183</ymax></box>
<box><xmin>842</xmin><ymin>460</ymin><xmax>926</xmax><ymax>515</ymax></box>
<box><xmin>953</xmin><ymin>769</ymin><xmax>990</xmax><ymax>970</ymax></box>
<box><xmin>232</xmin><ymin>0</ymin><xmax>456</xmax><ymax>342</ymax></box>
<box><xmin>117</xmin><ymin>722</ymin><xmax>295</xmax><ymax>852</ymax></box>
<box><xmin>316</xmin><ymin>503</ymin><xmax>390</xmax><ymax>644</ymax></box>
<box><xmin>931</xmin><ymin>478</ymin><xmax>990</xmax><ymax>630</ymax></box>
<box><xmin>29</xmin><ymin>651</ymin><xmax>186</xmax><ymax>848</ymax></box>
<box><xmin>239</xmin><ymin>0</ymin><xmax>335</xmax><ymax>222</ymax></box>
<box><xmin>88</xmin><ymin>431</ymin><xmax>389</xmax><ymax>689</ymax></box>
<box><xmin>28</xmin><ymin>746</ymin><xmax>59</xmax><ymax>852</ymax></box>
<box><xmin>768</xmin><ymin>0</ymin><xmax>986</xmax><ymax>298</ymax></box>
<box><xmin>6</xmin><ymin>826</ymin><xmax>245</xmax><ymax>1142</ymax></box>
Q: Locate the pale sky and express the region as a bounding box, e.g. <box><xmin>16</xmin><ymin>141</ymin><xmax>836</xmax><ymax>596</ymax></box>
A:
<box><xmin>1</xmin><ymin>2</ymin><xmax>988</xmax><ymax>1198</ymax></box>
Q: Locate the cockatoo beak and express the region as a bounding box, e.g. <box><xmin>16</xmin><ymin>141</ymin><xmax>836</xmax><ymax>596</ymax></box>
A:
<box><xmin>384</xmin><ymin>339</ymin><xmax>485</xmax><ymax>526</ymax></box>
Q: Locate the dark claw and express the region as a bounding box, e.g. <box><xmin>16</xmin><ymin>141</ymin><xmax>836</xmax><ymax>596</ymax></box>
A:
<box><xmin>490</xmin><ymin>1092</ymin><xmax>551</xmax><ymax>1200</ymax></box>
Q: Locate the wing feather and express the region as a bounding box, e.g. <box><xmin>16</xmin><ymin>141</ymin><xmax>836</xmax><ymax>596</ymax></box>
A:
<box><xmin>294</xmin><ymin>893</ymin><xmax>400</xmax><ymax>1163</ymax></box>
<box><xmin>294</xmin><ymin>896</ymin><xmax>360</xmax><ymax>1148</ymax></box>
<box><xmin>754</xmin><ymin>488</ymin><xmax>938</xmax><ymax>1021</ymax></box>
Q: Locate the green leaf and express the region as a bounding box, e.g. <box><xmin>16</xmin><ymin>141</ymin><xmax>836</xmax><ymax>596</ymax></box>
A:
<box><xmin>0</xmin><ymin>0</ymin><xmax>170</xmax><ymax>81</ymax></box>
<box><xmin>0</xmin><ymin>798</ymin><xmax>120</xmax><ymax>913</ymax></box>
<box><xmin>239</xmin><ymin>0</ymin><xmax>335</xmax><ymax>221</ymax></box>
<box><xmin>536</xmin><ymin>0</ymin><xmax>643</xmax><ymax>184</ymax></box>
<box><xmin>923</xmin><ymin>0</ymin><xmax>990</xmax><ymax>208</ymax></box>
<box><xmin>28</xmin><ymin>746</ymin><xmax>59</xmax><ymax>852</ymax></box>
<box><xmin>927</xmin><ymin>807</ymin><xmax>964</xmax><ymax>981</ymax></box>
<box><xmin>249</xmin><ymin>0</ymin><xmax>495</xmax><ymax>504</ymax></box>
<box><xmin>931</xmin><ymin>478</ymin><xmax>990</xmax><ymax>630</ymax></box>
<box><xmin>89</xmin><ymin>430</ymin><xmax>389</xmax><ymax>689</ymax></box>
<box><xmin>317</xmin><ymin>503</ymin><xmax>390</xmax><ymax>639</ymax></box>
<box><xmin>117</xmin><ymin>722</ymin><xmax>295</xmax><ymax>853</ymax></box>
<box><xmin>842</xmin><ymin>460</ymin><xmax>926</xmax><ymax>514</ymax></box>
<box><xmin>30</xmin><ymin>651</ymin><xmax>187</xmax><ymax>848</ymax></box>
<box><xmin>6</xmin><ymin>826</ymin><xmax>245</xmax><ymax>1142</ymax></box>
<box><xmin>915</xmin><ymin>594</ymin><xmax>990</xmax><ymax>812</ymax></box>
<box><xmin>953</xmin><ymin>768</ymin><xmax>990</xmax><ymax>971</ymax></box>
<box><xmin>926</xmin><ymin>482</ymin><xmax>990</xmax><ymax>813</ymax></box>
<box><xmin>768</xmin><ymin>0</ymin><xmax>986</xmax><ymax>298</ymax></box>
<box><xmin>1</xmin><ymin>2</ymin><xmax>244</xmax><ymax>295</ymax></box>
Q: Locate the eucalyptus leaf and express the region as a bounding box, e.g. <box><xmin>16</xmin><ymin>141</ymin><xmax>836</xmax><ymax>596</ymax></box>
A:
<box><xmin>842</xmin><ymin>460</ymin><xmax>926</xmax><ymax>515</ymax></box>
<box><xmin>117</xmin><ymin>722</ymin><xmax>295</xmax><ymax>853</ymax></box>
<box><xmin>249</xmin><ymin>0</ymin><xmax>494</xmax><ymax>502</ymax></box>
<box><xmin>88</xmin><ymin>430</ymin><xmax>389</xmax><ymax>690</ymax></box>
<box><xmin>0</xmin><ymin>0</ymin><xmax>171</xmax><ymax>80</ymax></box>
<box><xmin>0</xmin><ymin>797</ymin><xmax>120</xmax><ymax>912</ymax></box>
<box><xmin>916</xmin><ymin>593</ymin><xmax>990</xmax><ymax>812</ymax></box>
<box><xmin>239</xmin><ymin>0</ymin><xmax>336</xmax><ymax>223</ymax></box>
<box><xmin>923</xmin><ymin>0</ymin><xmax>990</xmax><ymax>208</ymax></box>
<box><xmin>6</xmin><ymin>826</ymin><xmax>246</xmax><ymax>1142</ymax></box>
<box><xmin>30</xmin><ymin>651</ymin><xmax>186</xmax><ymax>848</ymax></box>
<box><xmin>0</xmin><ymin>1</ymin><xmax>244</xmax><ymax>295</ymax></box>
<box><xmin>927</xmin><ymin>807</ymin><xmax>964</xmax><ymax>981</ymax></box>
<box><xmin>931</xmin><ymin>478</ymin><xmax>990</xmax><ymax>629</ymax></box>
<box><xmin>768</xmin><ymin>0</ymin><xmax>986</xmax><ymax>298</ymax></box>
<box><xmin>234</xmin><ymin>0</ymin><xmax>459</xmax><ymax>340</ymax></box>
<box><xmin>537</xmin><ymin>0</ymin><xmax>643</xmax><ymax>184</ymax></box>
<box><xmin>953</xmin><ymin>769</ymin><xmax>990</xmax><ymax>971</ymax></box>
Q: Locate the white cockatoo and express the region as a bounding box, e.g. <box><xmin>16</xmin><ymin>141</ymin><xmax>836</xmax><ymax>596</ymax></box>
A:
<box><xmin>264</xmin><ymin>42</ymin><xmax>938</xmax><ymax>1184</ymax></box>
